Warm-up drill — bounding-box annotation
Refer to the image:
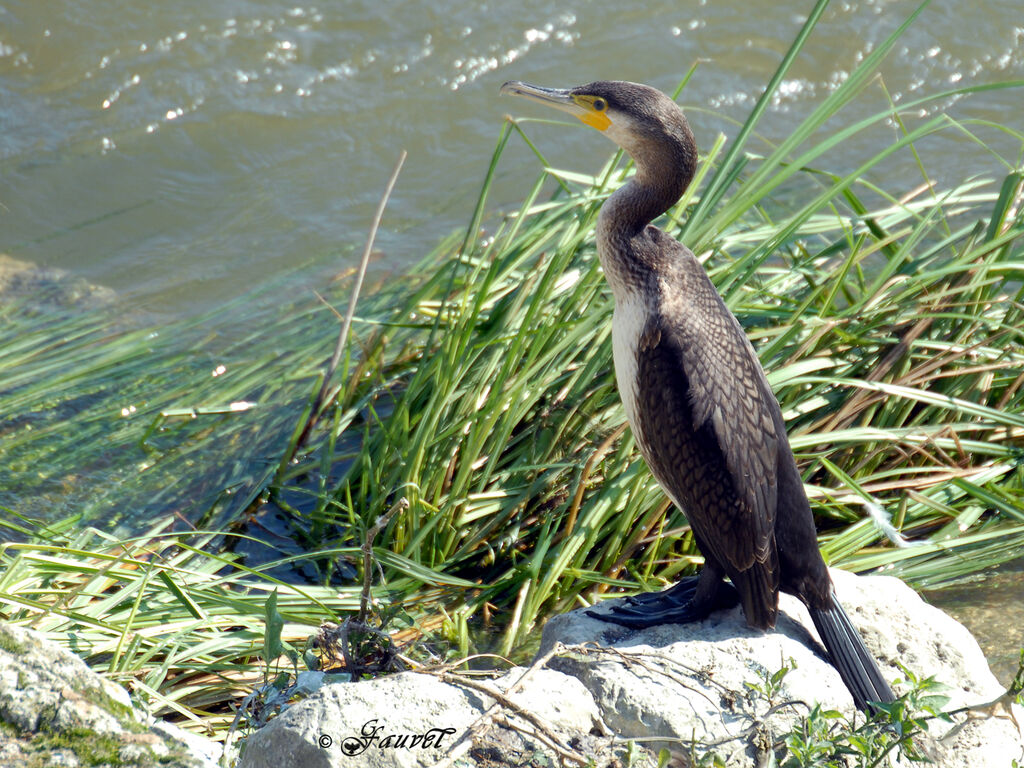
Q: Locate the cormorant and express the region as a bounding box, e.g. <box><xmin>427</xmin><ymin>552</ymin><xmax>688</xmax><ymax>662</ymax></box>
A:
<box><xmin>500</xmin><ymin>79</ymin><xmax>894</xmax><ymax>712</ymax></box>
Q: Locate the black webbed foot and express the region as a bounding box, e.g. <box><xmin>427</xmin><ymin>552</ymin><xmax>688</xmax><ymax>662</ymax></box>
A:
<box><xmin>586</xmin><ymin>576</ymin><xmax>740</xmax><ymax>628</ymax></box>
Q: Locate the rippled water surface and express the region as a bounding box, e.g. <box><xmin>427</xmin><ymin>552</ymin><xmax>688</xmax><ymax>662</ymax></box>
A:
<box><xmin>925</xmin><ymin>561</ymin><xmax>1024</xmax><ymax>687</ymax></box>
<box><xmin>2</xmin><ymin>0</ymin><xmax>1022</xmax><ymax>318</ymax></box>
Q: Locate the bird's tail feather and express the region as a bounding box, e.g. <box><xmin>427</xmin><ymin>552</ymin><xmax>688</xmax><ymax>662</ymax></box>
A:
<box><xmin>730</xmin><ymin>567</ymin><xmax>778</xmax><ymax>630</ymax></box>
<box><xmin>808</xmin><ymin>595</ymin><xmax>894</xmax><ymax>712</ymax></box>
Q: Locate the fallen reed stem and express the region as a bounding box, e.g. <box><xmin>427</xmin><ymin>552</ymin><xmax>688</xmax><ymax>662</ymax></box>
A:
<box><xmin>294</xmin><ymin>149</ymin><xmax>408</xmax><ymax>453</ymax></box>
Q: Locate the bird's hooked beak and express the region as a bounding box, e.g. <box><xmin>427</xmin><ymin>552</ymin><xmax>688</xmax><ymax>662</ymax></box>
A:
<box><xmin>500</xmin><ymin>80</ymin><xmax>611</xmax><ymax>131</ymax></box>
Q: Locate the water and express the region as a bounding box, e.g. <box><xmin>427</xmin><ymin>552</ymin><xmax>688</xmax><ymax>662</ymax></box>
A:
<box><xmin>925</xmin><ymin>561</ymin><xmax>1024</xmax><ymax>687</ymax></box>
<box><xmin>2</xmin><ymin>0</ymin><xmax>1022</xmax><ymax>320</ymax></box>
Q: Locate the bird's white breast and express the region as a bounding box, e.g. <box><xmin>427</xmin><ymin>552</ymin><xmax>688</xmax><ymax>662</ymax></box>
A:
<box><xmin>611</xmin><ymin>288</ymin><xmax>651</xmax><ymax>453</ymax></box>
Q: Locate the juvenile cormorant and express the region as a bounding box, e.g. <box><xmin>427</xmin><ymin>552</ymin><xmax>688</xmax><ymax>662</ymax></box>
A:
<box><xmin>500</xmin><ymin>79</ymin><xmax>894</xmax><ymax>711</ymax></box>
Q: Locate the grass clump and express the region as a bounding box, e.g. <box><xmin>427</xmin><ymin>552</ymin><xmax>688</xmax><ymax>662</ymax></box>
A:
<box><xmin>0</xmin><ymin>519</ymin><xmax>399</xmax><ymax>732</ymax></box>
<box><xmin>285</xmin><ymin>0</ymin><xmax>1024</xmax><ymax>654</ymax></box>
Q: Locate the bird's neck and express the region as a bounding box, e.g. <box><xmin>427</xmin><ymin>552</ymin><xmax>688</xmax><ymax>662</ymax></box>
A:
<box><xmin>599</xmin><ymin>172</ymin><xmax>679</xmax><ymax>238</ymax></box>
<box><xmin>596</xmin><ymin>133</ymin><xmax>696</xmax><ymax>292</ymax></box>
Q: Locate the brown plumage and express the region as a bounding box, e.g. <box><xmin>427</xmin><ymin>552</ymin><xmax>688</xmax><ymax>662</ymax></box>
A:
<box><xmin>500</xmin><ymin>79</ymin><xmax>894</xmax><ymax>711</ymax></box>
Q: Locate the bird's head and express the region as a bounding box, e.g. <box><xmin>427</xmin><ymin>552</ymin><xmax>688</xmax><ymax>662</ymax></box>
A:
<box><xmin>499</xmin><ymin>80</ymin><xmax>694</xmax><ymax>164</ymax></box>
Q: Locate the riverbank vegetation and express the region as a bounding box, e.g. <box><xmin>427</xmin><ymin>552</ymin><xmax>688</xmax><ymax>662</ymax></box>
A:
<box><xmin>2</xmin><ymin>0</ymin><xmax>1023</xmax><ymax>749</ymax></box>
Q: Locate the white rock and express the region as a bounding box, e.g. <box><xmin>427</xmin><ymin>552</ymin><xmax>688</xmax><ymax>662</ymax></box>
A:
<box><xmin>236</xmin><ymin>571</ymin><xmax>1022</xmax><ymax>767</ymax></box>
<box><xmin>238</xmin><ymin>665</ymin><xmax>613</xmax><ymax>768</ymax></box>
<box><xmin>539</xmin><ymin>569</ymin><xmax>1024</xmax><ymax>767</ymax></box>
<box><xmin>0</xmin><ymin>623</ymin><xmax>220</xmax><ymax>768</ymax></box>
<box><xmin>240</xmin><ymin>669</ymin><xmax>478</xmax><ymax>768</ymax></box>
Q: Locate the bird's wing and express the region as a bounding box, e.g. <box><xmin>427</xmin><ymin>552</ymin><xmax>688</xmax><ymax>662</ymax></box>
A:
<box><xmin>640</xmin><ymin>246</ymin><xmax>780</xmax><ymax>572</ymax></box>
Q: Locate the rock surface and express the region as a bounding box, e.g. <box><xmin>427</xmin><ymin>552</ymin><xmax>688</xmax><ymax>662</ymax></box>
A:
<box><xmin>543</xmin><ymin>569</ymin><xmax>1024</xmax><ymax>767</ymax></box>
<box><xmin>238</xmin><ymin>665</ymin><xmax>620</xmax><ymax>768</ymax></box>
<box><xmin>0</xmin><ymin>254</ymin><xmax>115</xmax><ymax>309</ymax></box>
<box><xmin>238</xmin><ymin>570</ymin><xmax>1024</xmax><ymax>768</ymax></box>
<box><xmin>0</xmin><ymin>623</ymin><xmax>219</xmax><ymax>768</ymax></box>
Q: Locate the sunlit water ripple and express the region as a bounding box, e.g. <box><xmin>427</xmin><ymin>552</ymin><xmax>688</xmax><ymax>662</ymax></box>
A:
<box><xmin>1</xmin><ymin>0</ymin><xmax>1021</xmax><ymax>318</ymax></box>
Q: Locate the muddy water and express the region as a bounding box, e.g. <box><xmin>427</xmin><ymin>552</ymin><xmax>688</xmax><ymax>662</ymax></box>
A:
<box><xmin>2</xmin><ymin>0</ymin><xmax>1021</xmax><ymax>319</ymax></box>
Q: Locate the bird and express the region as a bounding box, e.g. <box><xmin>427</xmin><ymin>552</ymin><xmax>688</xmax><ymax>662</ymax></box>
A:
<box><xmin>500</xmin><ymin>79</ymin><xmax>894</xmax><ymax>712</ymax></box>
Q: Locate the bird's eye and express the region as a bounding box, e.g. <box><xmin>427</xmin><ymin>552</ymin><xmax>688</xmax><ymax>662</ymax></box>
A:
<box><xmin>593</xmin><ymin>98</ymin><xmax>607</xmax><ymax>111</ymax></box>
